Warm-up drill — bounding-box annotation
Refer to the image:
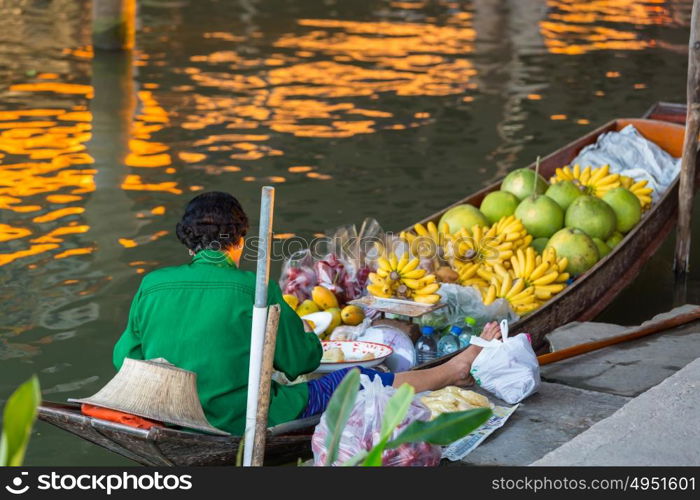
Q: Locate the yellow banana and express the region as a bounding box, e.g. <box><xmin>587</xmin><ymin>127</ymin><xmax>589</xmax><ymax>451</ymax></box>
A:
<box><xmin>413</xmin><ymin>294</ymin><xmax>440</xmax><ymax>305</ymax></box>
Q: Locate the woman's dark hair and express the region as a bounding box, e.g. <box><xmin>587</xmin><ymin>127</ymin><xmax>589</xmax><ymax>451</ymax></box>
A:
<box><xmin>176</xmin><ymin>192</ymin><xmax>249</xmax><ymax>253</ymax></box>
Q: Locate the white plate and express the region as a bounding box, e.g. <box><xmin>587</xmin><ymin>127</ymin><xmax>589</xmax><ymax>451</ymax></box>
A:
<box><xmin>315</xmin><ymin>340</ymin><xmax>393</xmax><ymax>374</ymax></box>
<box><xmin>301</xmin><ymin>311</ymin><xmax>332</xmax><ymax>336</ymax></box>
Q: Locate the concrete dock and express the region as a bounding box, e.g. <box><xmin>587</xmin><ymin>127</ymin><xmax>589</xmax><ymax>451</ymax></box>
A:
<box><xmin>457</xmin><ymin>305</ymin><xmax>700</xmax><ymax>466</ymax></box>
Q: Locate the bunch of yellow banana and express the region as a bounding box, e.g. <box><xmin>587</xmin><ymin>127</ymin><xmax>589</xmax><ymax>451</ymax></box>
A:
<box><xmin>510</xmin><ymin>247</ymin><xmax>569</xmax><ymax>301</ymax></box>
<box><xmin>487</xmin><ymin>215</ymin><xmax>533</xmax><ymax>252</ymax></box>
<box><xmin>452</xmin><ymin>260</ymin><xmax>489</xmax><ymax>289</ymax></box>
<box><xmin>367</xmin><ymin>252</ymin><xmax>441</xmax><ymax>304</ymax></box>
<box><xmin>551</xmin><ymin>164</ymin><xmax>620</xmax><ymax>198</ymax></box>
<box><xmin>444</xmin><ymin>224</ymin><xmax>514</xmax><ymax>269</ymax></box>
<box><xmin>620</xmin><ymin>175</ymin><xmax>653</xmax><ymax>210</ymax></box>
<box><xmin>481</xmin><ymin>272</ymin><xmax>540</xmax><ymax>317</ymax></box>
<box><xmin>399</xmin><ymin>221</ymin><xmax>447</xmax><ymax>258</ymax></box>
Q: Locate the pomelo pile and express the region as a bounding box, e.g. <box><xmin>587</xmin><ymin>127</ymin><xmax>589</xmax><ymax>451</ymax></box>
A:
<box><xmin>398</xmin><ymin>163</ymin><xmax>652</xmax><ymax>317</ymax></box>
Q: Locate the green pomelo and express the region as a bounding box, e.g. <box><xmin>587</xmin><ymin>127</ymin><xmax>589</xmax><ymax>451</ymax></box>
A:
<box><xmin>546</xmin><ymin>180</ymin><xmax>584</xmax><ymax>211</ymax></box>
<box><xmin>438</xmin><ymin>204</ymin><xmax>489</xmax><ymax>234</ymax></box>
<box><xmin>480</xmin><ymin>191</ymin><xmax>519</xmax><ymax>225</ymax></box>
<box><xmin>501</xmin><ymin>168</ymin><xmax>548</xmax><ymax>201</ymax></box>
<box><xmin>592</xmin><ymin>237</ymin><xmax>611</xmax><ymax>259</ymax></box>
<box><xmin>602</xmin><ymin>187</ymin><xmax>641</xmax><ymax>233</ymax></box>
<box><xmin>531</xmin><ymin>237</ymin><xmax>549</xmax><ymax>254</ymax></box>
<box><xmin>546</xmin><ymin>227</ymin><xmax>600</xmax><ymax>276</ymax></box>
<box><xmin>565</xmin><ymin>195</ymin><xmax>617</xmax><ymax>240</ymax></box>
<box><xmin>514</xmin><ymin>195</ymin><xmax>564</xmax><ymax>239</ymax></box>
<box><xmin>606</xmin><ymin>231</ymin><xmax>624</xmax><ymax>249</ymax></box>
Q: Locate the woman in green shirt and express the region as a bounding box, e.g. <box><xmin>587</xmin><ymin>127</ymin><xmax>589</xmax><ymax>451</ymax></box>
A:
<box><xmin>113</xmin><ymin>192</ymin><xmax>500</xmax><ymax>435</ymax></box>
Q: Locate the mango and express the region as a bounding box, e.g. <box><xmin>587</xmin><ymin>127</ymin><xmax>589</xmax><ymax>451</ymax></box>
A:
<box><xmin>312</xmin><ymin>285</ymin><xmax>339</xmax><ymax>310</ymax></box>
<box><xmin>282</xmin><ymin>294</ymin><xmax>299</xmax><ymax>311</ymax></box>
<box><xmin>340</xmin><ymin>305</ymin><xmax>364</xmax><ymax>326</ymax></box>
<box><xmin>325</xmin><ymin>307</ymin><xmax>342</xmax><ymax>334</ymax></box>
<box><xmin>296</xmin><ymin>299</ymin><xmax>320</xmax><ymax>317</ymax></box>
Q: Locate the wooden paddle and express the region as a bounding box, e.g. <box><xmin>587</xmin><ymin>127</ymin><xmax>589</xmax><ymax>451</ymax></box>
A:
<box><xmin>251</xmin><ymin>304</ymin><xmax>281</xmax><ymax>466</ymax></box>
<box><xmin>537</xmin><ymin>306</ymin><xmax>700</xmax><ymax>365</ymax></box>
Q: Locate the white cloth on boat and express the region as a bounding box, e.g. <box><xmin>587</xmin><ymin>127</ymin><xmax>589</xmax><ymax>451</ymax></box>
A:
<box><xmin>570</xmin><ymin>124</ymin><xmax>680</xmax><ymax>202</ymax></box>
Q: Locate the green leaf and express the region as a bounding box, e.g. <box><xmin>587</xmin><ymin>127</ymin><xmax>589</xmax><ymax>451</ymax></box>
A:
<box><xmin>387</xmin><ymin>408</ymin><xmax>492</xmax><ymax>448</ymax></box>
<box><xmin>379</xmin><ymin>383</ymin><xmax>414</xmax><ymax>442</ymax></box>
<box><xmin>323</xmin><ymin>368</ymin><xmax>360</xmax><ymax>466</ymax></box>
<box><xmin>341</xmin><ymin>450</ymin><xmax>368</xmax><ymax>467</ymax></box>
<box><xmin>358</xmin><ymin>384</ymin><xmax>415</xmax><ymax>467</ymax></box>
<box><xmin>1</xmin><ymin>376</ymin><xmax>41</xmax><ymax>466</ymax></box>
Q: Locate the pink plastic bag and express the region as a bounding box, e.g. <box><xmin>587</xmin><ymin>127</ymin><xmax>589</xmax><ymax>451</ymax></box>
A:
<box><xmin>279</xmin><ymin>249</ymin><xmax>317</xmax><ymax>302</ymax></box>
<box><xmin>311</xmin><ymin>374</ymin><xmax>442</xmax><ymax>466</ymax></box>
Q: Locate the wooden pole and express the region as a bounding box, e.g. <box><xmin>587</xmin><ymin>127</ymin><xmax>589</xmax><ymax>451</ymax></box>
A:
<box><xmin>243</xmin><ymin>186</ymin><xmax>275</xmax><ymax>467</ymax></box>
<box><xmin>673</xmin><ymin>0</ymin><xmax>700</xmax><ymax>274</ymax></box>
<box><xmin>537</xmin><ymin>306</ymin><xmax>700</xmax><ymax>366</ymax></box>
<box><xmin>251</xmin><ymin>304</ymin><xmax>281</xmax><ymax>466</ymax></box>
<box><xmin>92</xmin><ymin>0</ymin><xmax>136</xmax><ymax>51</ymax></box>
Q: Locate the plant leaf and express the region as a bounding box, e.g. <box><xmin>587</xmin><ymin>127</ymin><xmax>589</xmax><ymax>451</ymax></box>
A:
<box><xmin>360</xmin><ymin>444</ymin><xmax>384</xmax><ymax>467</ymax></box>
<box><xmin>387</xmin><ymin>408</ymin><xmax>492</xmax><ymax>448</ymax></box>
<box><xmin>358</xmin><ymin>384</ymin><xmax>414</xmax><ymax>467</ymax></box>
<box><xmin>341</xmin><ymin>450</ymin><xmax>368</xmax><ymax>467</ymax></box>
<box><xmin>323</xmin><ymin>368</ymin><xmax>360</xmax><ymax>466</ymax></box>
<box><xmin>1</xmin><ymin>376</ymin><xmax>40</xmax><ymax>466</ymax></box>
<box><xmin>379</xmin><ymin>383</ymin><xmax>414</xmax><ymax>442</ymax></box>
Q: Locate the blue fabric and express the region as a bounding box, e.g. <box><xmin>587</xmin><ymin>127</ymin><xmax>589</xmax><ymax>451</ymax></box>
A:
<box><xmin>300</xmin><ymin>367</ymin><xmax>395</xmax><ymax>418</ymax></box>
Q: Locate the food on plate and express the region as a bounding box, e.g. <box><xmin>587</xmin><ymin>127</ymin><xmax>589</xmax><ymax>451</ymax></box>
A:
<box><xmin>321</xmin><ymin>348</ymin><xmax>344</xmax><ymax>363</ymax></box>
<box><xmin>420</xmin><ymin>386</ymin><xmax>492</xmax><ymax>419</ymax></box>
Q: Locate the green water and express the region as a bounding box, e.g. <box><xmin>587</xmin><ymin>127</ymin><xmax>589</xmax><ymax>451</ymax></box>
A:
<box><xmin>0</xmin><ymin>0</ymin><xmax>698</xmax><ymax>465</ymax></box>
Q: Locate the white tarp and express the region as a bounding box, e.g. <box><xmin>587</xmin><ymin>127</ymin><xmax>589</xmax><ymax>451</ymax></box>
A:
<box><xmin>571</xmin><ymin>125</ymin><xmax>681</xmax><ymax>203</ymax></box>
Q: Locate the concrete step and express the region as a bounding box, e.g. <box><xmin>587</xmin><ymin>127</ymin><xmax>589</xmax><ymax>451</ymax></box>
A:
<box><xmin>533</xmin><ymin>357</ymin><xmax>700</xmax><ymax>466</ymax></box>
<box><xmin>458</xmin><ymin>382</ymin><xmax>629</xmax><ymax>466</ymax></box>
<box><xmin>542</xmin><ymin>304</ymin><xmax>700</xmax><ymax>397</ymax></box>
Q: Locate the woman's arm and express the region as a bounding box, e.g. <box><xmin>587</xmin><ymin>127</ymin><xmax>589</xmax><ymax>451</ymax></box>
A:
<box><xmin>113</xmin><ymin>288</ymin><xmax>145</xmax><ymax>369</ymax></box>
<box><xmin>268</xmin><ymin>283</ymin><xmax>323</xmax><ymax>379</ymax></box>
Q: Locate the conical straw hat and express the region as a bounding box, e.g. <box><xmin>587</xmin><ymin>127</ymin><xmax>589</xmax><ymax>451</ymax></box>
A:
<box><xmin>70</xmin><ymin>358</ymin><xmax>229</xmax><ymax>435</ymax></box>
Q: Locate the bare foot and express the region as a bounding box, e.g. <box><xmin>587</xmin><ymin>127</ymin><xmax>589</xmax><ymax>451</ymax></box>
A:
<box><xmin>442</xmin><ymin>321</ymin><xmax>502</xmax><ymax>386</ymax></box>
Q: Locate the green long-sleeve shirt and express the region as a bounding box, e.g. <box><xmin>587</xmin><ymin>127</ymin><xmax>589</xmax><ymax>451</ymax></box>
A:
<box><xmin>113</xmin><ymin>249</ymin><xmax>322</xmax><ymax>435</ymax></box>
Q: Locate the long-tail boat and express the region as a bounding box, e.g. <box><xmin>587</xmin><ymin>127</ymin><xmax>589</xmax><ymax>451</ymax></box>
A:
<box><xmin>38</xmin><ymin>102</ymin><xmax>691</xmax><ymax>466</ymax></box>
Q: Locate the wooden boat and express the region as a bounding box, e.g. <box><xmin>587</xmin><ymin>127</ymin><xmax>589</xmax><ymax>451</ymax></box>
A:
<box><xmin>39</xmin><ymin>102</ymin><xmax>691</xmax><ymax>466</ymax></box>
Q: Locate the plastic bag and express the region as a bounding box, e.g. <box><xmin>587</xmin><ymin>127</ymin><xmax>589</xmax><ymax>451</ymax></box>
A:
<box><xmin>430</xmin><ymin>284</ymin><xmax>518</xmax><ymax>330</ymax></box>
<box><xmin>571</xmin><ymin>124</ymin><xmax>681</xmax><ymax>203</ymax></box>
<box><xmin>469</xmin><ymin>320</ymin><xmax>540</xmax><ymax>404</ymax></box>
<box><xmin>358</xmin><ymin>325</ymin><xmax>416</xmax><ymax>372</ymax></box>
<box><xmin>279</xmin><ymin>249</ymin><xmax>317</xmax><ymax>301</ymax></box>
<box><xmin>312</xmin><ymin>374</ymin><xmax>441</xmax><ymax>466</ymax></box>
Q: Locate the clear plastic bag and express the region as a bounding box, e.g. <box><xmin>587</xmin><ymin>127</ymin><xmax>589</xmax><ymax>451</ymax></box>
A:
<box><xmin>311</xmin><ymin>374</ymin><xmax>441</xmax><ymax>466</ymax></box>
<box><xmin>423</xmin><ymin>283</ymin><xmax>518</xmax><ymax>331</ymax></box>
<box><xmin>469</xmin><ymin>320</ymin><xmax>540</xmax><ymax>404</ymax></box>
<box><xmin>279</xmin><ymin>249</ymin><xmax>318</xmax><ymax>302</ymax></box>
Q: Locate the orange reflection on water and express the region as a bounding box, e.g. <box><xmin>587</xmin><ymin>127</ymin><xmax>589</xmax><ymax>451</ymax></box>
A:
<box><xmin>542</xmin><ymin>0</ymin><xmax>680</xmax><ymax>54</ymax></box>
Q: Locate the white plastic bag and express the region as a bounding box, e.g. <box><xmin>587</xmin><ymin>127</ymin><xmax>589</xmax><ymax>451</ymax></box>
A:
<box><xmin>468</xmin><ymin>320</ymin><xmax>540</xmax><ymax>404</ymax></box>
<box><xmin>311</xmin><ymin>374</ymin><xmax>441</xmax><ymax>466</ymax></box>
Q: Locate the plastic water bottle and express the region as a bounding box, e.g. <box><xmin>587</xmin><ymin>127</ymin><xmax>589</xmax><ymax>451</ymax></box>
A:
<box><xmin>415</xmin><ymin>326</ymin><xmax>438</xmax><ymax>364</ymax></box>
<box><xmin>437</xmin><ymin>326</ymin><xmax>461</xmax><ymax>356</ymax></box>
<box><xmin>458</xmin><ymin>316</ymin><xmax>478</xmax><ymax>348</ymax></box>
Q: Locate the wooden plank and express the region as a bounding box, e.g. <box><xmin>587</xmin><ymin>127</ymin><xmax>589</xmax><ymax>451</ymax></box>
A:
<box><xmin>349</xmin><ymin>295</ymin><xmax>445</xmax><ymax>318</ymax></box>
<box><xmin>674</xmin><ymin>0</ymin><xmax>700</xmax><ymax>274</ymax></box>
